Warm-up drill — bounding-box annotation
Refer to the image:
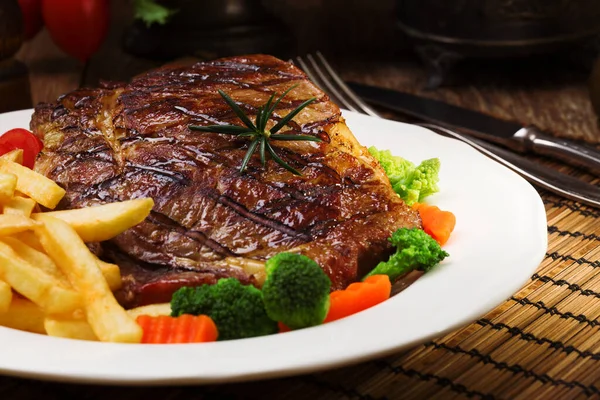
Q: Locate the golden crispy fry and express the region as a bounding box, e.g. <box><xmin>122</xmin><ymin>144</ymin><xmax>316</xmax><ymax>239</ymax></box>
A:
<box><xmin>1</xmin><ymin>237</ymin><xmax>122</xmax><ymax>292</ymax></box>
<box><xmin>0</xmin><ymin>279</ymin><xmax>11</xmax><ymax>313</ymax></box>
<box><xmin>35</xmin><ymin>216</ymin><xmax>142</xmax><ymax>343</ymax></box>
<box><xmin>34</xmin><ymin>198</ymin><xmax>154</xmax><ymax>242</ymax></box>
<box><xmin>127</xmin><ymin>303</ymin><xmax>171</xmax><ymax>320</ymax></box>
<box><xmin>12</xmin><ymin>231</ymin><xmax>44</xmax><ymax>252</ymax></box>
<box><xmin>44</xmin><ymin>317</ymin><xmax>98</xmax><ymax>341</ymax></box>
<box><xmin>0</xmin><ymin>237</ymin><xmax>68</xmax><ymax>283</ymax></box>
<box><xmin>3</xmin><ymin>196</ymin><xmax>36</xmax><ymax>217</ymax></box>
<box><xmin>0</xmin><ymin>159</ymin><xmax>65</xmax><ymax>209</ymax></box>
<box><xmin>0</xmin><ymin>149</ymin><xmax>23</xmax><ymax>164</ymax></box>
<box><xmin>0</xmin><ymin>297</ymin><xmax>45</xmax><ymax>334</ymax></box>
<box><xmin>0</xmin><ymin>173</ymin><xmax>17</xmax><ymax>203</ymax></box>
<box><xmin>95</xmin><ymin>259</ymin><xmax>122</xmax><ymax>291</ymax></box>
<box><xmin>0</xmin><ymin>240</ymin><xmax>81</xmax><ymax>314</ymax></box>
<box><xmin>0</xmin><ymin>214</ymin><xmax>39</xmax><ymax>236</ymax></box>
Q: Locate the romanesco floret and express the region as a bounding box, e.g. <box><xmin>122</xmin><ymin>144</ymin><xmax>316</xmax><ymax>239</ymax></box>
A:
<box><xmin>368</xmin><ymin>146</ymin><xmax>440</xmax><ymax>205</ymax></box>
<box><xmin>170</xmin><ymin>278</ymin><xmax>278</xmax><ymax>341</ymax></box>
<box><xmin>262</xmin><ymin>253</ymin><xmax>331</xmax><ymax>330</ymax></box>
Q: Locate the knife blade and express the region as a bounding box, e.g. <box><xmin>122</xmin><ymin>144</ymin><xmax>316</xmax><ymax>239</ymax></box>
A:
<box><xmin>347</xmin><ymin>82</ymin><xmax>600</xmax><ymax>175</ymax></box>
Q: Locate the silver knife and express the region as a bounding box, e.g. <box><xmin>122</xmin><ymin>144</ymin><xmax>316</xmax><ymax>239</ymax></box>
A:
<box><xmin>348</xmin><ymin>82</ymin><xmax>600</xmax><ymax>175</ymax></box>
<box><xmin>417</xmin><ymin>123</ymin><xmax>600</xmax><ymax>208</ymax></box>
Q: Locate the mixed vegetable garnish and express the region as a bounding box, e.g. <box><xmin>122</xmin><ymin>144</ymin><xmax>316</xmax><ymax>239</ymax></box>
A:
<box><xmin>142</xmin><ymin>148</ymin><xmax>456</xmax><ymax>344</ymax></box>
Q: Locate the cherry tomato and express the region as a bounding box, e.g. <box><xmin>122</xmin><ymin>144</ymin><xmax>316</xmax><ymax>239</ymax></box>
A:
<box><xmin>0</xmin><ymin>128</ymin><xmax>43</xmax><ymax>169</ymax></box>
<box><xmin>18</xmin><ymin>0</ymin><xmax>43</xmax><ymax>40</ymax></box>
<box><xmin>41</xmin><ymin>0</ymin><xmax>110</xmax><ymax>62</ymax></box>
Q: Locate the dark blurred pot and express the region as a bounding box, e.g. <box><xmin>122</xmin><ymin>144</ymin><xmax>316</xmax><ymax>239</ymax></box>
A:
<box><xmin>397</xmin><ymin>0</ymin><xmax>600</xmax><ymax>58</ymax></box>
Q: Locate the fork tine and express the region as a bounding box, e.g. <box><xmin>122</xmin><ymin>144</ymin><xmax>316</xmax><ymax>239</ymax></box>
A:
<box><xmin>306</xmin><ymin>54</ymin><xmax>362</xmax><ymax>114</ymax></box>
<box><xmin>293</xmin><ymin>57</ymin><xmax>322</xmax><ymax>91</ymax></box>
<box><xmin>315</xmin><ymin>52</ymin><xmax>381</xmax><ymax>118</ymax></box>
<box><xmin>295</xmin><ymin>56</ymin><xmax>347</xmax><ymax>111</ymax></box>
<box><xmin>295</xmin><ymin>55</ymin><xmax>358</xmax><ymax>113</ymax></box>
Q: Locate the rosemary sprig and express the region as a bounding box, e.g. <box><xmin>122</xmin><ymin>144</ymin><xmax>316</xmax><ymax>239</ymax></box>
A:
<box><xmin>189</xmin><ymin>86</ymin><xmax>321</xmax><ymax>175</ymax></box>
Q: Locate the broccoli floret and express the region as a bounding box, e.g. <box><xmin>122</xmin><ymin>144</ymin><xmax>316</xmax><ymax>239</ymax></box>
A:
<box><xmin>365</xmin><ymin>227</ymin><xmax>449</xmax><ymax>282</ymax></box>
<box><xmin>170</xmin><ymin>278</ymin><xmax>277</xmax><ymax>341</ymax></box>
<box><xmin>262</xmin><ymin>253</ymin><xmax>331</xmax><ymax>330</ymax></box>
<box><xmin>368</xmin><ymin>146</ymin><xmax>440</xmax><ymax>206</ymax></box>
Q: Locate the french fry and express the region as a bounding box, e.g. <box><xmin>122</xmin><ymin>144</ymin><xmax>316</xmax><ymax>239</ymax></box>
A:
<box><xmin>0</xmin><ymin>297</ymin><xmax>45</xmax><ymax>334</ymax></box>
<box><xmin>35</xmin><ymin>216</ymin><xmax>142</xmax><ymax>343</ymax></box>
<box><xmin>0</xmin><ymin>280</ymin><xmax>11</xmax><ymax>313</ymax></box>
<box><xmin>1</xmin><ymin>237</ymin><xmax>122</xmax><ymax>292</ymax></box>
<box><xmin>0</xmin><ymin>173</ymin><xmax>17</xmax><ymax>203</ymax></box>
<box><xmin>44</xmin><ymin>317</ymin><xmax>98</xmax><ymax>341</ymax></box>
<box><xmin>127</xmin><ymin>303</ymin><xmax>171</xmax><ymax>320</ymax></box>
<box><xmin>0</xmin><ymin>214</ymin><xmax>39</xmax><ymax>236</ymax></box>
<box><xmin>12</xmin><ymin>231</ymin><xmax>44</xmax><ymax>252</ymax></box>
<box><xmin>95</xmin><ymin>259</ymin><xmax>122</xmax><ymax>291</ymax></box>
<box><xmin>3</xmin><ymin>196</ymin><xmax>36</xmax><ymax>217</ymax></box>
<box><xmin>34</xmin><ymin>198</ymin><xmax>154</xmax><ymax>242</ymax></box>
<box><xmin>0</xmin><ymin>237</ymin><xmax>69</xmax><ymax>284</ymax></box>
<box><xmin>0</xmin><ymin>158</ymin><xmax>65</xmax><ymax>209</ymax></box>
<box><xmin>0</xmin><ymin>149</ymin><xmax>23</xmax><ymax>164</ymax></box>
<box><xmin>0</xmin><ymin>240</ymin><xmax>81</xmax><ymax>314</ymax></box>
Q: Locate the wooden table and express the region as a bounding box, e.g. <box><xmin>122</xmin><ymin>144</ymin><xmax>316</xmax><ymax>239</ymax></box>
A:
<box><xmin>3</xmin><ymin>2</ymin><xmax>600</xmax><ymax>399</ymax></box>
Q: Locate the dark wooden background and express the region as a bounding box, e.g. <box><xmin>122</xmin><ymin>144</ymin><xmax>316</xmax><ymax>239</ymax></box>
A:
<box><xmin>15</xmin><ymin>0</ymin><xmax>600</xmax><ymax>143</ymax></box>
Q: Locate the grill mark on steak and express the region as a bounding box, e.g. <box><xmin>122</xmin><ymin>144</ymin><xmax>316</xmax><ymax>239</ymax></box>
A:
<box><xmin>32</xmin><ymin>54</ymin><xmax>422</xmax><ymax>307</ymax></box>
<box><xmin>215</xmin><ymin>195</ymin><xmax>311</xmax><ymax>242</ymax></box>
<box><xmin>146</xmin><ymin>210</ymin><xmax>235</xmax><ymax>257</ymax></box>
<box><xmin>126</xmin><ymin>163</ymin><xmax>189</xmax><ymax>184</ymax></box>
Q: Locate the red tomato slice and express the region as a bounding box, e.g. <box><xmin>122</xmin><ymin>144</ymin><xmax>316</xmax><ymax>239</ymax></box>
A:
<box><xmin>0</xmin><ymin>128</ymin><xmax>43</xmax><ymax>169</ymax></box>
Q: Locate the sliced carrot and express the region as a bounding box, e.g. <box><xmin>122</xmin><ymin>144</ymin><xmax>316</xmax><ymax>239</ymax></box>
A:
<box><xmin>323</xmin><ymin>275</ymin><xmax>391</xmax><ymax>323</ymax></box>
<box><xmin>413</xmin><ymin>203</ymin><xmax>456</xmax><ymax>246</ymax></box>
<box><xmin>136</xmin><ymin>314</ymin><xmax>218</xmax><ymax>344</ymax></box>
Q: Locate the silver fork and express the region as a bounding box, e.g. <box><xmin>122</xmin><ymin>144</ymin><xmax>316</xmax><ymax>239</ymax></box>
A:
<box><xmin>294</xmin><ymin>52</ymin><xmax>600</xmax><ymax>208</ymax></box>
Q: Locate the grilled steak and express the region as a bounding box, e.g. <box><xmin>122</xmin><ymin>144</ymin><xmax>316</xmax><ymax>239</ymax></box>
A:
<box><xmin>31</xmin><ymin>54</ymin><xmax>421</xmax><ymax>308</ymax></box>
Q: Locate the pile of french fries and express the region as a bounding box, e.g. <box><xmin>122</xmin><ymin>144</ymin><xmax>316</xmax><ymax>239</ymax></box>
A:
<box><xmin>0</xmin><ymin>149</ymin><xmax>158</xmax><ymax>343</ymax></box>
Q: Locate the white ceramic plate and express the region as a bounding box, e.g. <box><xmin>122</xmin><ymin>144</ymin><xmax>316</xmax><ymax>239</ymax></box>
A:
<box><xmin>0</xmin><ymin>109</ymin><xmax>547</xmax><ymax>385</ymax></box>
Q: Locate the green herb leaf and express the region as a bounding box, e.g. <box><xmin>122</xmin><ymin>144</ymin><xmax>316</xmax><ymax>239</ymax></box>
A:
<box><xmin>218</xmin><ymin>90</ymin><xmax>257</xmax><ymax>131</ymax></box>
<box><xmin>269</xmin><ymin>134</ymin><xmax>322</xmax><ymax>142</ymax></box>
<box><xmin>240</xmin><ymin>140</ymin><xmax>260</xmax><ymax>173</ymax></box>
<box><xmin>270</xmin><ymin>98</ymin><xmax>317</xmax><ymax>134</ymax></box>
<box><xmin>259</xmin><ymin>137</ymin><xmax>266</xmax><ymax>166</ymax></box>
<box><xmin>255</xmin><ymin>106</ymin><xmax>264</xmax><ymax>130</ymax></box>
<box><xmin>266</xmin><ymin>142</ymin><xmax>302</xmax><ymax>176</ymax></box>
<box><xmin>134</xmin><ymin>0</ymin><xmax>177</xmax><ymax>27</ymax></box>
<box><xmin>260</xmin><ymin>94</ymin><xmax>275</xmax><ymax>131</ymax></box>
<box><xmin>190</xmin><ymin>125</ymin><xmax>253</xmax><ymax>135</ymax></box>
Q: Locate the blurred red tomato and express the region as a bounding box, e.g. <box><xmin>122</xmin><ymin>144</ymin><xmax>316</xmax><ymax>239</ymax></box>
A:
<box><xmin>41</xmin><ymin>0</ymin><xmax>110</xmax><ymax>62</ymax></box>
<box><xmin>0</xmin><ymin>128</ymin><xmax>43</xmax><ymax>169</ymax></box>
<box><xmin>18</xmin><ymin>0</ymin><xmax>44</xmax><ymax>40</ymax></box>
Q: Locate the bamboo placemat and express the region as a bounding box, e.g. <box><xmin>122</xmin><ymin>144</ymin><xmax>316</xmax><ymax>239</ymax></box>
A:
<box><xmin>0</xmin><ymin>166</ymin><xmax>598</xmax><ymax>400</ymax></box>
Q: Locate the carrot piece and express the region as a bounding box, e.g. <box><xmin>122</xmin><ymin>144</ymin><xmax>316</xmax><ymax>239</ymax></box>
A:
<box><xmin>413</xmin><ymin>203</ymin><xmax>456</xmax><ymax>246</ymax></box>
<box><xmin>136</xmin><ymin>314</ymin><xmax>218</xmax><ymax>344</ymax></box>
<box><xmin>323</xmin><ymin>275</ymin><xmax>391</xmax><ymax>323</ymax></box>
<box><xmin>278</xmin><ymin>321</ymin><xmax>291</xmax><ymax>333</ymax></box>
